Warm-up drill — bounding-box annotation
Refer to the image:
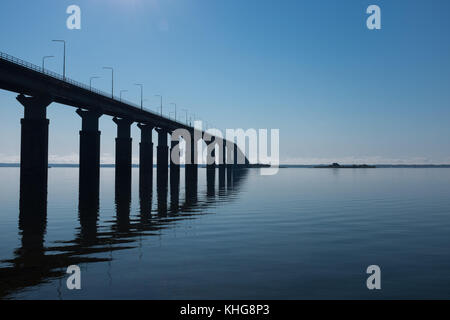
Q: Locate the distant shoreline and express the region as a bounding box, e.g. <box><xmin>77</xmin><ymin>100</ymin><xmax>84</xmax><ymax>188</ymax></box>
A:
<box><xmin>1</xmin><ymin>163</ymin><xmax>450</xmax><ymax>169</ymax></box>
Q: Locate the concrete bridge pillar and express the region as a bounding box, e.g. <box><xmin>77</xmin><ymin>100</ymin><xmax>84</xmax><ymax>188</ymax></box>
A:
<box><xmin>157</xmin><ymin>128</ymin><xmax>169</xmax><ymax>215</ymax></box>
<box><xmin>76</xmin><ymin>109</ymin><xmax>102</xmax><ymax>201</ymax></box>
<box><xmin>234</xmin><ymin>143</ymin><xmax>250</xmax><ymax>167</ymax></box>
<box><xmin>234</xmin><ymin>143</ymin><xmax>238</xmax><ymax>167</ymax></box>
<box><xmin>170</xmin><ymin>138</ymin><xmax>180</xmax><ymax>214</ymax></box>
<box><xmin>156</xmin><ymin>128</ymin><xmax>169</xmax><ymax>187</ymax></box>
<box><xmin>113</xmin><ymin>117</ymin><xmax>133</xmax><ymax>194</ymax></box>
<box><xmin>17</xmin><ymin>94</ymin><xmax>52</xmax><ymax>210</ymax></box>
<box><xmin>185</xmin><ymin>132</ymin><xmax>199</xmax><ymax>197</ymax></box>
<box><xmin>220</xmin><ymin>140</ymin><xmax>226</xmax><ymax>167</ymax></box>
<box><xmin>207</xmin><ymin>163</ymin><xmax>216</xmax><ymax>198</ymax></box>
<box><xmin>137</xmin><ymin>123</ymin><xmax>154</xmax><ymax>195</ymax></box>
<box><xmin>218</xmin><ymin>139</ymin><xmax>226</xmax><ymax>190</ymax></box>
<box><xmin>226</xmin><ymin>142</ymin><xmax>235</xmax><ymax>166</ymax></box>
<box><xmin>170</xmin><ymin>136</ymin><xmax>180</xmax><ymax>187</ymax></box>
<box><xmin>206</xmin><ymin>137</ymin><xmax>216</xmax><ymax>198</ymax></box>
<box><xmin>226</xmin><ymin>142</ymin><xmax>234</xmax><ymax>187</ymax></box>
<box><xmin>206</xmin><ymin>136</ymin><xmax>216</xmax><ymax>169</ymax></box>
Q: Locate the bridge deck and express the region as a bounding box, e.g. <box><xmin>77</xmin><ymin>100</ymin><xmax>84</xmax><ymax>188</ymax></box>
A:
<box><xmin>0</xmin><ymin>51</ymin><xmax>190</xmax><ymax>131</ymax></box>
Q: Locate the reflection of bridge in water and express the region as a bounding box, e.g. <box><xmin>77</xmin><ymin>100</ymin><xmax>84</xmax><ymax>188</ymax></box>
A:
<box><xmin>0</xmin><ymin>167</ymin><xmax>249</xmax><ymax>299</ymax></box>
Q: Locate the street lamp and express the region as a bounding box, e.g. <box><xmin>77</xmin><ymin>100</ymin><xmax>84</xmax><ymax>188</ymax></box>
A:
<box><xmin>52</xmin><ymin>40</ymin><xmax>66</xmax><ymax>79</ymax></box>
<box><xmin>154</xmin><ymin>94</ymin><xmax>163</xmax><ymax>116</ymax></box>
<box><xmin>120</xmin><ymin>90</ymin><xmax>128</xmax><ymax>102</ymax></box>
<box><xmin>42</xmin><ymin>55</ymin><xmax>54</xmax><ymax>71</ymax></box>
<box><xmin>89</xmin><ymin>76</ymin><xmax>100</xmax><ymax>90</ymax></box>
<box><xmin>103</xmin><ymin>67</ymin><xmax>114</xmax><ymax>98</ymax></box>
<box><xmin>134</xmin><ymin>84</ymin><xmax>143</xmax><ymax>110</ymax></box>
<box><xmin>170</xmin><ymin>103</ymin><xmax>177</xmax><ymax>121</ymax></box>
<box><xmin>190</xmin><ymin>113</ymin><xmax>197</xmax><ymax>126</ymax></box>
<box><xmin>181</xmin><ymin>108</ymin><xmax>189</xmax><ymax>124</ymax></box>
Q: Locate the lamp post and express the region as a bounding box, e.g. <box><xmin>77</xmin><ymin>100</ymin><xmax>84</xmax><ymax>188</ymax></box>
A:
<box><xmin>103</xmin><ymin>67</ymin><xmax>114</xmax><ymax>98</ymax></box>
<box><xmin>170</xmin><ymin>103</ymin><xmax>177</xmax><ymax>121</ymax></box>
<box><xmin>52</xmin><ymin>40</ymin><xmax>66</xmax><ymax>79</ymax></box>
<box><xmin>190</xmin><ymin>113</ymin><xmax>197</xmax><ymax>126</ymax></box>
<box><xmin>89</xmin><ymin>76</ymin><xmax>100</xmax><ymax>90</ymax></box>
<box><xmin>120</xmin><ymin>90</ymin><xmax>128</xmax><ymax>102</ymax></box>
<box><xmin>42</xmin><ymin>56</ymin><xmax>54</xmax><ymax>71</ymax></box>
<box><xmin>154</xmin><ymin>94</ymin><xmax>163</xmax><ymax>116</ymax></box>
<box><xmin>134</xmin><ymin>84</ymin><xmax>143</xmax><ymax>109</ymax></box>
<box><xmin>181</xmin><ymin>108</ymin><xmax>189</xmax><ymax>124</ymax></box>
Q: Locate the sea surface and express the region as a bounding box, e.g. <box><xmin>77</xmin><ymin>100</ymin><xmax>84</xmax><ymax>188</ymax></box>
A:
<box><xmin>1</xmin><ymin>167</ymin><xmax>450</xmax><ymax>299</ymax></box>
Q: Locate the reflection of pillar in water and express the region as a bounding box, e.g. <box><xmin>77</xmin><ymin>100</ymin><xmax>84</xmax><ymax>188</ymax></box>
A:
<box><xmin>219</xmin><ymin>165</ymin><xmax>226</xmax><ymax>192</ymax></box>
<box><xmin>115</xmin><ymin>183</ymin><xmax>131</xmax><ymax>233</ymax></box>
<box><xmin>207</xmin><ymin>166</ymin><xmax>216</xmax><ymax>198</ymax></box>
<box><xmin>185</xmin><ymin>172</ymin><xmax>198</xmax><ymax>208</ymax></box>
<box><xmin>157</xmin><ymin>174</ymin><xmax>168</xmax><ymax>216</ymax></box>
<box><xmin>170</xmin><ymin>177</ymin><xmax>180</xmax><ymax>214</ymax></box>
<box><xmin>139</xmin><ymin>191</ymin><xmax>153</xmax><ymax>224</ymax></box>
<box><xmin>18</xmin><ymin>182</ymin><xmax>48</xmax><ymax>260</ymax></box>
<box><xmin>78</xmin><ymin>193</ymin><xmax>99</xmax><ymax>246</ymax></box>
<box><xmin>227</xmin><ymin>166</ymin><xmax>233</xmax><ymax>191</ymax></box>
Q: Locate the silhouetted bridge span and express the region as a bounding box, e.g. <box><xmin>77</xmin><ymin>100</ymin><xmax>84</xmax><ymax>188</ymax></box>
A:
<box><xmin>0</xmin><ymin>51</ymin><xmax>250</xmax><ymax>209</ymax></box>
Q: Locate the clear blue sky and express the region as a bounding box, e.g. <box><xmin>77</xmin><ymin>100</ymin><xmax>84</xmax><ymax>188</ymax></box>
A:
<box><xmin>1</xmin><ymin>0</ymin><xmax>449</xmax><ymax>164</ymax></box>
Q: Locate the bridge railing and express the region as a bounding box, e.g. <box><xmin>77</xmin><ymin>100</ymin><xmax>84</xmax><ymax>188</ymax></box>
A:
<box><xmin>0</xmin><ymin>51</ymin><xmax>188</xmax><ymax>126</ymax></box>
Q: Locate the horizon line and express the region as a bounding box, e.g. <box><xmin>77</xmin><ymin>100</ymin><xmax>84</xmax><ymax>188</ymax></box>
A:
<box><xmin>2</xmin><ymin>163</ymin><xmax>450</xmax><ymax>167</ymax></box>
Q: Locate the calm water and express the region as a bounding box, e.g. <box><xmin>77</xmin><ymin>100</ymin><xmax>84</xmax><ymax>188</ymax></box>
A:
<box><xmin>1</xmin><ymin>167</ymin><xmax>450</xmax><ymax>299</ymax></box>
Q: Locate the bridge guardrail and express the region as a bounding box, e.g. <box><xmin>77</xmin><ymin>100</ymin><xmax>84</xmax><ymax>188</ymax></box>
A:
<box><xmin>0</xmin><ymin>51</ymin><xmax>188</xmax><ymax>126</ymax></box>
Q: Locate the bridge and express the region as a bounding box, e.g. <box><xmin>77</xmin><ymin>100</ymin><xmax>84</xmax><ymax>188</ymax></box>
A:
<box><xmin>0</xmin><ymin>51</ymin><xmax>250</xmax><ymax>209</ymax></box>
